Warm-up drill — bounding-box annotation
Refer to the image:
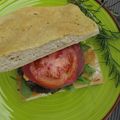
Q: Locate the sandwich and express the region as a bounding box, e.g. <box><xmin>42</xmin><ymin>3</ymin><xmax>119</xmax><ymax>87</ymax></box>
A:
<box><xmin>0</xmin><ymin>4</ymin><xmax>103</xmax><ymax>100</ymax></box>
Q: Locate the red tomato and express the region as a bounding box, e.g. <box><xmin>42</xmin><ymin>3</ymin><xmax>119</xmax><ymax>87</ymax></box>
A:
<box><xmin>22</xmin><ymin>44</ymin><xmax>84</xmax><ymax>89</ymax></box>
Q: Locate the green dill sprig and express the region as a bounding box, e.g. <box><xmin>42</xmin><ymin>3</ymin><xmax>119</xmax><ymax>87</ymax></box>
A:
<box><xmin>69</xmin><ymin>0</ymin><xmax>120</xmax><ymax>86</ymax></box>
<box><xmin>96</xmin><ymin>32</ymin><xmax>120</xmax><ymax>86</ymax></box>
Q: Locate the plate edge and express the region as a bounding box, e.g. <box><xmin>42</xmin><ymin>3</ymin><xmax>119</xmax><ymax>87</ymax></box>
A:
<box><xmin>95</xmin><ymin>1</ymin><xmax>120</xmax><ymax>120</ymax></box>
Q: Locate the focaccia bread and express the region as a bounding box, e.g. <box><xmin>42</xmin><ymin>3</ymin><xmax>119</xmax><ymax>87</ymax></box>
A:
<box><xmin>0</xmin><ymin>4</ymin><xmax>99</xmax><ymax>72</ymax></box>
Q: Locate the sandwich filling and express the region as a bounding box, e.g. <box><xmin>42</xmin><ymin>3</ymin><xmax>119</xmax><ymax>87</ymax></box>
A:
<box><xmin>16</xmin><ymin>43</ymin><xmax>103</xmax><ymax>100</ymax></box>
<box><xmin>22</xmin><ymin>44</ymin><xmax>84</xmax><ymax>89</ymax></box>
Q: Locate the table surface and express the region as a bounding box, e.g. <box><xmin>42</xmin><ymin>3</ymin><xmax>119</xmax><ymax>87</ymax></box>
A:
<box><xmin>108</xmin><ymin>98</ymin><xmax>120</xmax><ymax>120</ymax></box>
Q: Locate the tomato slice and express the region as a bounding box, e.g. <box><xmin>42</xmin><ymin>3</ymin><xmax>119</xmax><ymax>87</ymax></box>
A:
<box><xmin>22</xmin><ymin>44</ymin><xmax>84</xmax><ymax>89</ymax></box>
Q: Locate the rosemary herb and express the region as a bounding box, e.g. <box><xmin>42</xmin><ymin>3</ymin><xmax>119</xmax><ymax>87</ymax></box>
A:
<box><xmin>69</xmin><ymin>0</ymin><xmax>120</xmax><ymax>86</ymax></box>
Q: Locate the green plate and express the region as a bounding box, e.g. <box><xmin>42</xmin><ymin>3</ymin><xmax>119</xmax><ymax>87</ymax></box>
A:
<box><xmin>0</xmin><ymin>0</ymin><xmax>120</xmax><ymax>120</ymax></box>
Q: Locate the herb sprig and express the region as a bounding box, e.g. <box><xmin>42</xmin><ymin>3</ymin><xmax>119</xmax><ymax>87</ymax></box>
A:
<box><xmin>69</xmin><ymin>0</ymin><xmax>120</xmax><ymax>86</ymax></box>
